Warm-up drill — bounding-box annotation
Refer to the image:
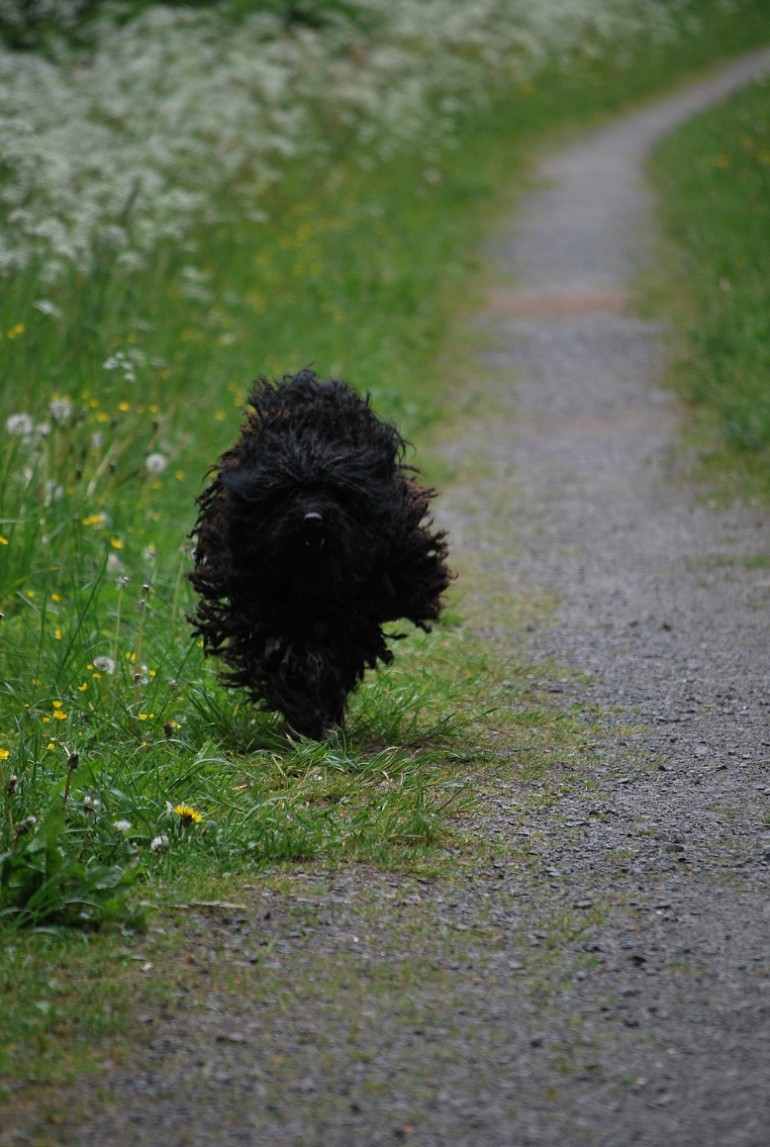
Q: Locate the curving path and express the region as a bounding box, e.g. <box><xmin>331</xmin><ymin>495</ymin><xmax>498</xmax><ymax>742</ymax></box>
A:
<box><xmin>441</xmin><ymin>46</ymin><xmax>770</xmax><ymax>1145</ymax></box>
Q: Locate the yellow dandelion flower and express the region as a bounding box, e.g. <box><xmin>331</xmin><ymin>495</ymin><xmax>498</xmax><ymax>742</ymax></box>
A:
<box><xmin>0</xmin><ymin>748</ymin><xmax>10</xmax><ymax>760</ymax></box>
<box><xmin>173</xmin><ymin>804</ymin><xmax>203</xmax><ymax>825</ymax></box>
<box><xmin>51</xmin><ymin>593</ymin><xmax>61</xmax><ymax>602</ymax></box>
<box><xmin>78</xmin><ymin>682</ymin><xmax>88</xmax><ymax>692</ymax></box>
<box><xmin>54</xmin><ymin>628</ymin><xmax>62</xmax><ymax>640</ymax></box>
<box><xmin>117</xmin><ymin>401</ymin><xmax>131</xmax><ymax>413</ymax></box>
<box><xmin>52</xmin><ymin>710</ymin><xmax>67</xmax><ymax>720</ymax></box>
<box><xmin>52</xmin><ymin>700</ymin><xmax>63</xmax><ymax>708</ymax></box>
<box><xmin>0</xmin><ymin>536</ymin><xmax>8</xmax><ymax>545</ymax></box>
<box><xmin>110</xmin><ymin>538</ymin><xmax>124</xmax><ymax>550</ymax></box>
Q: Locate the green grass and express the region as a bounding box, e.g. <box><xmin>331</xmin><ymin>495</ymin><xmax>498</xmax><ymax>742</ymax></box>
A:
<box><xmin>647</xmin><ymin>74</ymin><xmax>770</xmax><ymax>496</ymax></box>
<box><xmin>3</xmin><ymin>0</ymin><xmax>770</xmax><ymax>1102</ymax></box>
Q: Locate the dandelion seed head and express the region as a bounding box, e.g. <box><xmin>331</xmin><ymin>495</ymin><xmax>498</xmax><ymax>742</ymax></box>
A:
<box><xmin>144</xmin><ymin>452</ymin><xmax>167</xmax><ymax>474</ymax></box>
<box><xmin>49</xmin><ymin>397</ymin><xmax>72</xmax><ymax>425</ymax></box>
<box><xmin>113</xmin><ymin>819</ymin><xmax>132</xmax><ymax>834</ymax></box>
<box><xmin>93</xmin><ymin>655</ymin><xmax>116</xmax><ymax>674</ymax></box>
<box><xmin>150</xmin><ymin>833</ymin><xmax>169</xmax><ymax>852</ymax></box>
<box><xmin>5</xmin><ymin>412</ymin><xmax>34</xmax><ymax>436</ymax></box>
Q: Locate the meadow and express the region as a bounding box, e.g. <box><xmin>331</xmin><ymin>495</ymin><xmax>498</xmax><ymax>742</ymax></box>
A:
<box><xmin>2</xmin><ymin>0</ymin><xmax>770</xmax><ymax>949</ymax></box>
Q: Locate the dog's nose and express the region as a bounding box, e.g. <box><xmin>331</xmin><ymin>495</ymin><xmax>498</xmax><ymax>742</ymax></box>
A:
<box><xmin>302</xmin><ymin>510</ymin><xmax>325</xmax><ymax>547</ymax></box>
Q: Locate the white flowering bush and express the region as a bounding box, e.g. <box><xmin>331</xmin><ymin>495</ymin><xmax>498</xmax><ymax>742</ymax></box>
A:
<box><xmin>0</xmin><ymin>0</ymin><xmax>693</xmax><ymax>281</ymax></box>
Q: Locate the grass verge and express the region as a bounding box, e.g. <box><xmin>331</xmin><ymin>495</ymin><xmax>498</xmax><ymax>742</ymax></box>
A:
<box><xmin>647</xmin><ymin>72</ymin><xmax>770</xmax><ymax>498</ymax></box>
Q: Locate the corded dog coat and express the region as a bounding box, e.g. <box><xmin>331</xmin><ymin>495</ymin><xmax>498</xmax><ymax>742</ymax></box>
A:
<box><xmin>189</xmin><ymin>369</ymin><xmax>451</xmax><ymax>739</ymax></box>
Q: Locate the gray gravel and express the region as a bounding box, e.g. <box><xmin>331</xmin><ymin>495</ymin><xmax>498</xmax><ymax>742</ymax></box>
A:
<box><xmin>9</xmin><ymin>50</ymin><xmax>770</xmax><ymax>1147</ymax></box>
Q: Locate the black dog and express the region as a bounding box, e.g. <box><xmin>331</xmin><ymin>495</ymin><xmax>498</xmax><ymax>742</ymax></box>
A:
<box><xmin>189</xmin><ymin>369</ymin><xmax>451</xmax><ymax>739</ymax></box>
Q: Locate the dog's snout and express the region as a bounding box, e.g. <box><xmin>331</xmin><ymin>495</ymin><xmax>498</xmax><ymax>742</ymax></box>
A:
<box><xmin>303</xmin><ymin>511</ymin><xmax>323</xmax><ymax>527</ymax></box>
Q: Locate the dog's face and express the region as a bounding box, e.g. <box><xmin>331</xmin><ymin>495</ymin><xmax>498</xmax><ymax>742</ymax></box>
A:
<box><xmin>220</xmin><ymin>449</ymin><xmax>392</xmax><ymax>600</ymax></box>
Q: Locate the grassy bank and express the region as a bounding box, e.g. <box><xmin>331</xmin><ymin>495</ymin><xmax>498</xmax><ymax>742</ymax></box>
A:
<box><xmin>648</xmin><ymin>72</ymin><xmax>770</xmax><ymax>497</ymax></box>
<box><xmin>3</xmin><ymin>0</ymin><xmax>770</xmax><ymax>1097</ymax></box>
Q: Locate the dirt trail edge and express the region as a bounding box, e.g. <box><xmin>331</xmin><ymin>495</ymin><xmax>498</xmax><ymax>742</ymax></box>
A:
<box><xmin>12</xmin><ymin>51</ymin><xmax>770</xmax><ymax>1147</ymax></box>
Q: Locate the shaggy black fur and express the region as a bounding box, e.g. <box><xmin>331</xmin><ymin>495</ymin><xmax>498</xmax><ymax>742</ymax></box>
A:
<box><xmin>188</xmin><ymin>369</ymin><xmax>451</xmax><ymax>739</ymax></box>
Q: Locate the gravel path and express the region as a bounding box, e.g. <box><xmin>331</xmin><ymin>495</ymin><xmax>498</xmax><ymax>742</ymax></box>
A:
<box><xmin>11</xmin><ymin>50</ymin><xmax>770</xmax><ymax>1147</ymax></box>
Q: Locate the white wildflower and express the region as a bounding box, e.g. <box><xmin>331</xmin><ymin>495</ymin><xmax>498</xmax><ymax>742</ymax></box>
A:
<box><xmin>32</xmin><ymin>299</ymin><xmax>61</xmax><ymax>317</ymax></box>
<box><xmin>49</xmin><ymin>397</ymin><xmax>72</xmax><ymax>425</ymax></box>
<box><xmin>5</xmin><ymin>413</ymin><xmax>34</xmax><ymax>436</ymax></box>
<box><xmin>144</xmin><ymin>452</ymin><xmax>167</xmax><ymax>475</ymax></box>
<box><xmin>102</xmin><ymin>351</ymin><xmax>138</xmax><ymax>382</ymax></box>
<box><xmin>115</xmin><ymin>250</ymin><xmax>146</xmax><ymax>272</ymax></box>
<box><xmin>113</xmin><ymin>819</ymin><xmax>132</xmax><ymax>834</ymax></box>
<box><xmin>43</xmin><ymin>480</ymin><xmax>64</xmax><ymax>505</ymax></box>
